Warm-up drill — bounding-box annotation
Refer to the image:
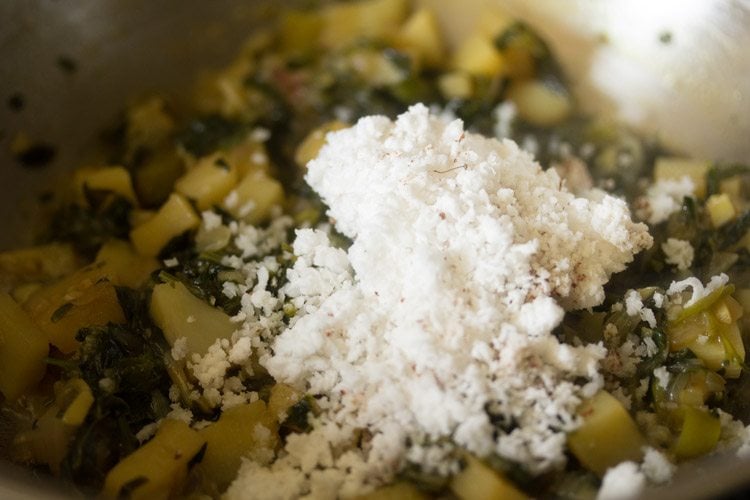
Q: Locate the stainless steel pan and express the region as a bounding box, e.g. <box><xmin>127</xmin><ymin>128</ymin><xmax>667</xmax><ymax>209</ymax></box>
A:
<box><xmin>1</xmin><ymin>1</ymin><xmax>749</xmax><ymax>497</ymax></box>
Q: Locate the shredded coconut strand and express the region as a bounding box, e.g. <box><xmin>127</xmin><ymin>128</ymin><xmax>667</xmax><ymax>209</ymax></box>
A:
<box><xmin>667</xmin><ymin>273</ymin><xmax>729</xmax><ymax>308</ymax></box>
<box><xmin>228</xmin><ymin>105</ymin><xmax>652</xmax><ymax>498</ymax></box>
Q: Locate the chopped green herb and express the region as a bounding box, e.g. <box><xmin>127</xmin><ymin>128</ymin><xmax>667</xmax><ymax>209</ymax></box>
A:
<box><xmin>45</xmin><ymin>195</ymin><xmax>133</xmax><ymax>259</ymax></box>
<box><xmin>177</xmin><ymin>115</ymin><xmax>246</xmax><ymax>157</ymax></box>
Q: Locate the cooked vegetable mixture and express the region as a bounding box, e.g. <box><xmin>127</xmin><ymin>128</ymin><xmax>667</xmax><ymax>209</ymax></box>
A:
<box><xmin>2</xmin><ymin>1</ymin><xmax>750</xmax><ymax>499</ymax></box>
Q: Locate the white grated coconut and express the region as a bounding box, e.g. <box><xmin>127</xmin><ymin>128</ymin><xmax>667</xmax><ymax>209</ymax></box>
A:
<box><xmin>227</xmin><ymin>105</ymin><xmax>652</xmax><ymax>498</ymax></box>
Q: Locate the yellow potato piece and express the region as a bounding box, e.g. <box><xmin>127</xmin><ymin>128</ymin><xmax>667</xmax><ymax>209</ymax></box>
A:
<box><xmin>225</xmin><ymin>137</ymin><xmax>273</xmax><ymax>178</ymax></box>
<box><xmin>673</xmin><ymin>407</ymin><xmax>721</xmax><ymax>459</ymax></box>
<box><xmin>395</xmin><ymin>8</ymin><xmax>445</xmax><ymax>68</ymax></box>
<box><xmin>653</xmin><ymin>157</ymin><xmax>710</xmax><ymax>199</ymax></box>
<box><xmin>0</xmin><ymin>292</ymin><xmax>49</xmax><ymax>400</ymax></box>
<box><xmin>125</xmin><ymin>97</ymin><xmax>175</xmax><ymax>155</ymax></box>
<box><xmin>706</xmin><ymin>193</ymin><xmax>736</xmax><ymax>228</ymax></box>
<box><xmin>438</xmin><ymin>71</ymin><xmax>474</xmax><ymax>100</ymax></box>
<box><xmin>320</xmin><ymin>0</ymin><xmax>407</xmax><ymax>48</ymax></box>
<box><xmin>279</xmin><ymin>9</ymin><xmax>323</xmax><ymax>53</ymax></box>
<box><xmin>222</xmin><ymin>170</ymin><xmax>285</xmax><ymax>226</ymax></box>
<box><xmin>567</xmin><ymin>391</ymin><xmax>646</xmax><ymax>476</ymax></box>
<box><xmin>508</xmin><ymin>80</ymin><xmax>571</xmax><ymax>127</ymax></box>
<box><xmin>452</xmin><ymin>35</ymin><xmax>504</xmax><ymax>77</ymax></box>
<box><xmin>450</xmin><ymin>455</ymin><xmax>527</xmax><ymax>500</ymax></box>
<box><xmin>130</xmin><ymin>193</ymin><xmax>200</xmax><ymax>257</ymax></box>
<box><xmin>23</xmin><ymin>262</ymin><xmax>125</xmax><ymax>354</ymax></box>
<box><xmin>102</xmin><ymin>419</ymin><xmax>206</xmax><ymax>500</ymax></box>
<box><xmin>174</xmin><ymin>153</ymin><xmax>239</xmax><ymax>211</ymax></box>
<box><xmin>268</xmin><ymin>383</ymin><xmax>302</xmax><ymax>421</ymax></box>
<box><xmin>133</xmin><ymin>145</ymin><xmax>186</xmax><ymax>207</ymax></box>
<box><xmin>150</xmin><ymin>281</ymin><xmax>236</xmax><ymax>356</ymax></box>
<box><xmin>96</xmin><ymin>239</ymin><xmax>159</xmax><ymax>289</ymax></box>
<box><xmin>197</xmin><ymin>401</ymin><xmax>279</xmax><ymax>491</ymax></box>
<box><xmin>0</xmin><ymin>243</ymin><xmax>78</xmax><ymax>290</ymax></box>
<box><xmin>74</xmin><ymin>166</ymin><xmax>138</xmax><ymax>205</ymax></box>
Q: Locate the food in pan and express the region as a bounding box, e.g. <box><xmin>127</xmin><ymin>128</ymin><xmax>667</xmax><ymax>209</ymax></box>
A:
<box><xmin>2</xmin><ymin>1</ymin><xmax>750</xmax><ymax>498</ymax></box>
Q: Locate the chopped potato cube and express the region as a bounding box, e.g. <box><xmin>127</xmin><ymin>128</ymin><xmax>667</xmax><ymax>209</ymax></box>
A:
<box><xmin>438</xmin><ymin>71</ymin><xmax>474</xmax><ymax>100</ymax></box>
<box><xmin>125</xmin><ymin>97</ymin><xmax>176</xmax><ymax>160</ymax></box>
<box><xmin>197</xmin><ymin>401</ymin><xmax>279</xmax><ymax>491</ymax></box>
<box><xmin>133</xmin><ymin>145</ymin><xmax>186</xmax><ymax>207</ymax></box>
<box><xmin>348</xmin><ymin>49</ymin><xmax>408</xmax><ymax>86</ymax></box>
<box><xmin>653</xmin><ymin>157</ymin><xmax>710</xmax><ymax>199</ymax></box>
<box><xmin>451</xmin><ymin>455</ymin><xmax>527</xmax><ymax>500</ymax></box>
<box><xmin>0</xmin><ymin>293</ymin><xmax>49</xmax><ymax>400</ymax></box>
<box><xmin>130</xmin><ymin>193</ymin><xmax>200</xmax><ymax>257</ymax></box>
<box><xmin>356</xmin><ymin>0</ymin><xmax>408</xmax><ymax>38</ymax></box>
<box><xmin>96</xmin><ymin>239</ymin><xmax>159</xmax><ymax>288</ymax></box>
<box><xmin>474</xmin><ymin>5</ymin><xmax>514</xmax><ymax>40</ymax></box>
<box><xmin>23</xmin><ymin>263</ymin><xmax>125</xmax><ymax>354</ymax></box>
<box><xmin>706</xmin><ymin>193</ymin><xmax>736</xmax><ymax>228</ymax></box>
<box><xmin>279</xmin><ymin>9</ymin><xmax>323</xmax><ymax>53</ymax></box>
<box><xmin>0</xmin><ymin>243</ymin><xmax>78</xmax><ymax>290</ymax></box>
<box><xmin>130</xmin><ymin>209</ymin><xmax>156</xmax><ymax>227</ymax></box>
<box><xmin>452</xmin><ymin>35</ymin><xmax>505</xmax><ymax>77</ymax></box>
<box><xmin>195</xmin><ymin>223</ymin><xmax>233</xmax><ymax>253</ymax></box>
<box><xmin>226</xmin><ymin>137</ymin><xmax>272</xmax><ymax>178</ymax></box>
<box><xmin>320</xmin><ymin>0</ymin><xmax>407</xmax><ymax>48</ymax></box>
<box><xmin>150</xmin><ymin>281</ymin><xmax>236</xmax><ymax>356</ymax></box>
<box><xmin>74</xmin><ymin>166</ymin><xmax>138</xmax><ymax>205</ymax></box>
<box><xmin>673</xmin><ymin>407</ymin><xmax>721</xmax><ymax>459</ymax></box>
<box><xmin>222</xmin><ymin>170</ymin><xmax>284</xmax><ymax>226</ymax></box>
<box><xmin>508</xmin><ymin>80</ymin><xmax>571</xmax><ymax>127</ymax></box>
<box><xmin>395</xmin><ymin>8</ymin><xmax>445</xmax><ymax>68</ymax></box>
<box><xmin>567</xmin><ymin>391</ymin><xmax>646</xmax><ymax>476</ymax></box>
<box><xmin>174</xmin><ymin>153</ymin><xmax>239</xmax><ymax>211</ymax></box>
<box><xmin>319</xmin><ymin>3</ymin><xmax>368</xmax><ymax>48</ymax></box>
<box><xmin>102</xmin><ymin>419</ymin><xmax>205</xmax><ymax>500</ymax></box>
